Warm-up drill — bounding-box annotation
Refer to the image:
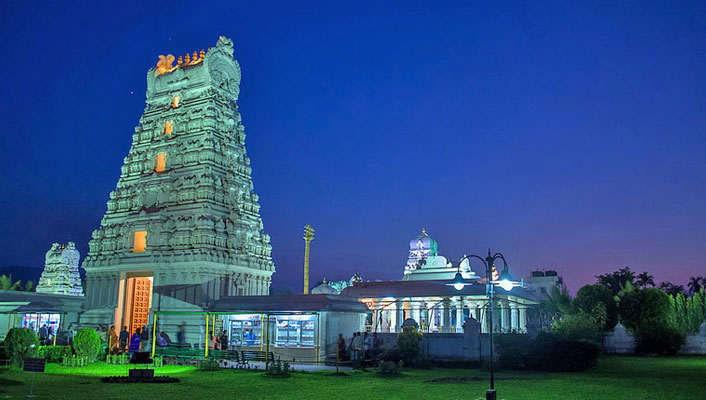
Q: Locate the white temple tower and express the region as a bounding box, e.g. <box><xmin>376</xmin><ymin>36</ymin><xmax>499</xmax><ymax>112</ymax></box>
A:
<box><xmin>80</xmin><ymin>37</ymin><xmax>275</xmax><ymax>336</ymax></box>
<box><xmin>36</xmin><ymin>242</ymin><xmax>83</xmax><ymax>296</ymax></box>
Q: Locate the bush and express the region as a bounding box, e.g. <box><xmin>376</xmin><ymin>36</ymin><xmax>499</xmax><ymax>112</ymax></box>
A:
<box><xmin>496</xmin><ymin>332</ymin><xmax>599</xmax><ymax>372</ymax></box>
<box><xmin>379</xmin><ymin>349</ymin><xmax>402</xmax><ymax>363</ymax></box>
<box><xmin>37</xmin><ymin>345</ymin><xmax>72</xmax><ymax>363</ymax></box>
<box><xmin>4</xmin><ymin>328</ymin><xmax>39</xmax><ymax>367</ymax></box>
<box><xmin>73</xmin><ymin>329</ymin><xmax>101</xmax><ymax>362</ymax></box>
<box><xmin>376</xmin><ymin>360</ymin><xmax>401</xmax><ymax>376</ymax></box>
<box><xmin>553</xmin><ymin>312</ymin><xmax>602</xmax><ymax>343</ymax></box>
<box><xmin>266</xmin><ymin>360</ymin><xmax>291</xmax><ymax>377</ymax></box>
<box><xmin>197</xmin><ymin>359</ymin><xmax>221</xmax><ymax>371</ymax></box>
<box><xmin>634</xmin><ymin>322</ymin><xmax>685</xmax><ymax>355</ymax></box>
<box><xmin>397</xmin><ymin>327</ymin><xmax>422</xmax><ymax>365</ymax></box>
<box><xmin>495</xmin><ymin>334</ymin><xmax>532</xmax><ymax>370</ymax></box>
<box><xmin>574</xmin><ymin>284</ymin><xmax>618</xmax><ymax>330</ymax></box>
<box><xmin>532</xmin><ymin>333</ymin><xmax>599</xmax><ymax>372</ymax></box>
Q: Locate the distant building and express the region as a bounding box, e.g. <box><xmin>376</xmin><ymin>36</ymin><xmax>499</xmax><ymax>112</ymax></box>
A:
<box><xmin>340</xmin><ymin>230</ymin><xmax>537</xmax><ymax>334</ymax></box>
<box><xmin>36</xmin><ymin>242</ymin><xmax>83</xmax><ymax>296</ymax></box>
<box><xmin>525</xmin><ymin>269</ymin><xmax>563</xmax><ymax>301</ymax></box>
<box><xmin>403</xmin><ymin>230</ymin><xmax>479</xmax><ymax>282</ymax></box>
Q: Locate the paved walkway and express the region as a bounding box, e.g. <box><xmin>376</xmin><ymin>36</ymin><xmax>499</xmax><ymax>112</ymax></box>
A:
<box><xmin>220</xmin><ymin>360</ymin><xmax>352</xmax><ymax>372</ymax></box>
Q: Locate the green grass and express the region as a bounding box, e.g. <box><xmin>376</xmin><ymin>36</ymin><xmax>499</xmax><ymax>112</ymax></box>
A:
<box><xmin>1</xmin><ymin>356</ymin><xmax>705</xmax><ymax>400</ymax></box>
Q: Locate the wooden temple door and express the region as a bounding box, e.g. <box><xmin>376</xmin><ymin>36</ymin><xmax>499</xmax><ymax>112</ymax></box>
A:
<box><xmin>129</xmin><ymin>277</ymin><xmax>152</xmax><ymax>337</ymax></box>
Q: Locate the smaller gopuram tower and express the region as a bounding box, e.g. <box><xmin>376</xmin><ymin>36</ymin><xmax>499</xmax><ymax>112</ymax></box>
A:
<box><xmin>36</xmin><ymin>242</ymin><xmax>84</xmax><ymax>296</ymax></box>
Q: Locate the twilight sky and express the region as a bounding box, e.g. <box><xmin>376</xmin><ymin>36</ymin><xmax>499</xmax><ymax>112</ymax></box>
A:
<box><xmin>1</xmin><ymin>1</ymin><xmax>704</xmax><ymax>293</ymax></box>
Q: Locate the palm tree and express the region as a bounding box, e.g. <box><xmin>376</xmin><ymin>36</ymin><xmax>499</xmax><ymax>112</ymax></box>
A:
<box><xmin>0</xmin><ymin>274</ymin><xmax>21</xmax><ymax>290</ymax></box>
<box><xmin>687</xmin><ymin>276</ymin><xmax>703</xmax><ymax>295</ymax></box>
<box><xmin>23</xmin><ymin>280</ymin><xmax>35</xmax><ymax>292</ymax></box>
<box><xmin>659</xmin><ymin>281</ymin><xmax>685</xmax><ymax>297</ymax></box>
<box><xmin>636</xmin><ymin>272</ymin><xmax>655</xmax><ymax>289</ymax></box>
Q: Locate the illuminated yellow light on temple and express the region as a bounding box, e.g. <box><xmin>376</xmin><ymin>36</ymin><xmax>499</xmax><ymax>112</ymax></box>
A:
<box><xmin>133</xmin><ymin>231</ymin><xmax>147</xmax><ymax>253</ymax></box>
<box><xmin>163</xmin><ymin>121</ymin><xmax>174</xmax><ymax>136</ymax></box>
<box><xmin>155</xmin><ymin>153</ymin><xmax>166</xmax><ymax>172</ymax></box>
<box><xmin>172</xmin><ymin>96</ymin><xmax>180</xmax><ymax>108</ymax></box>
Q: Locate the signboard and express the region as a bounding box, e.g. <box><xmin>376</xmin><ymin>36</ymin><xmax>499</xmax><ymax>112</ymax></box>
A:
<box><xmin>23</xmin><ymin>358</ymin><xmax>46</xmax><ymax>373</ymax></box>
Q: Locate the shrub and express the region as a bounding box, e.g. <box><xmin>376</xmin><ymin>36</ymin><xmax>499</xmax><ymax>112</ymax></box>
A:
<box><xmin>397</xmin><ymin>327</ymin><xmax>422</xmax><ymax>365</ymax></box>
<box><xmin>37</xmin><ymin>345</ymin><xmax>72</xmax><ymax>363</ymax></box>
<box><xmin>574</xmin><ymin>284</ymin><xmax>618</xmax><ymax>330</ymax></box>
<box><xmin>73</xmin><ymin>329</ymin><xmax>101</xmax><ymax>362</ymax></box>
<box><xmin>4</xmin><ymin>328</ymin><xmax>39</xmax><ymax>367</ymax></box>
<box><xmin>553</xmin><ymin>311</ymin><xmax>602</xmax><ymax>343</ymax></box>
<box><xmin>266</xmin><ymin>360</ymin><xmax>291</xmax><ymax>377</ymax></box>
<box><xmin>197</xmin><ymin>359</ymin><xmax>221</xmax><ymax>371</ymax></box>
<box><xmin>376</xmin><ymin>360</ymin><xmax>401</xmax><ymax>376</ymax></box>
<box><xmin>495</xmin><ymin>332</ymin><xmax>599</xmax><ymax>372</ymax></box>
<box><xmin>495</xmin><ymin>334</ymin><xmax>532</xmax><ymax>370</ymax></box>
<box><xmin>531</xmin><ymin>333</ymin><xmax>600</xmax><ymax>372</ymax></box>
<box><xmin>379</xmin><ymin>349</ymin><xmax>402</xmax><ymax>363</ymax></box>
<box><xmin>634</xmin><ymin>322</ymin><xmax>685</xmax><ymax>355</ymax></box>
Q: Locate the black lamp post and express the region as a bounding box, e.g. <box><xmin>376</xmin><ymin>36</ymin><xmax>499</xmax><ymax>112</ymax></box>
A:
<box><xmin>447</xmin><ymin>249</ymin><xmax>521</xmax><ymax>400</ymax></box>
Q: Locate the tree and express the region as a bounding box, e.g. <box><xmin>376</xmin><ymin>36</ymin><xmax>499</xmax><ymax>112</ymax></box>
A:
<box><xmin>596</xmin><ymin>267</ymin><xmax>636</xmax><ymax>295</ymax></box>
<box><xmin>23</xmin><ymin>280</ymin><xmax>35</xmax><ymax>292</ymax></box>
<box><xmin>659</xmin><ymin>282</ymin><xmax>685</xmax><ymax>297</ymax></box>
<box><xmin>636</xmin><ymin>272</ymin><xmax>655</xmax><ymax>289</ymax></box>
<box><xmin>632</xmin><ymin>288</ymin><xmax>684</xmax><ymax>355</ymax></box>
<box><xmin>687</xmin><ymin>276</ymin><xmax>704</xmax><ymax>295</ymax></box>
<box><xmin>536</xmin><ymin>285</ymin><xmax>572</xmax><ymax>330</ymax></box>
<box><xmin>573</xmin><ymin>284</ymin><xmax>618</xmax><ymax>330</ymax></box>
<box><xmin>0</xmin><ymin>274</ymin><xmax>21</xmax><ymax>290</ymax></box>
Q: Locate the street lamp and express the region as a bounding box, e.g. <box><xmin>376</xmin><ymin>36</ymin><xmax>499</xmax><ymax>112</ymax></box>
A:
<box><xmin>446</xmin><ymin>249</ymin><xmax>522</xmax><ymax>400</ymax></box>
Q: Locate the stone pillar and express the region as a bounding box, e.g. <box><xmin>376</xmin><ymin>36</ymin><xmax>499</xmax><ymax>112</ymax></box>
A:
<box><xmin>500</xmin><ymin>300</ymin><xmax>510</xmax><ymax>333</ymax></box>
<box><xmin>441</xmin><ymin>300</ymin><xmax>451</xmax><ymax>333</ymax></box>
<box><xmin>519</xmin><ymin>306</ymin><xmax>527</xmax><ymax>332</ymax></box>
<box><xmin>427</xmin><ymin>304</ymin><xmax>436</xmax><ymax>331</ymax></box>
<box><xmin>456</xmin><ymin>298</ymin><xmax>464</xmax><ymax>332</ymax></box>
<box><xmin>480</xmin><ymin>303</ymin><xmax>488</xmax><ymax>333</ymax></box>
<box><xmin>510</xmin><ymin>304</ymin><xmax>519</xmax><ymax>332</ymax></box>
<box><xmin>411</xmin><ymin>302</ymin><xmax>421</xmax><ymax>325</ymax></box>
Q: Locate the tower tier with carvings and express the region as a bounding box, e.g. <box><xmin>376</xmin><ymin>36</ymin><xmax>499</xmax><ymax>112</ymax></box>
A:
<box><xmin>81</xmin><ymin>37</ymin><xmax>275</xmax><ymax>323</ymax></box>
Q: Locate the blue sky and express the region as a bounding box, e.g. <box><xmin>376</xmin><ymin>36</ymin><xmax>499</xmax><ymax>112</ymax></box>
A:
<box><xmin>1</xmin><ymin>1</ymin><xmax>704</xmax><ymax>292</ymax></box>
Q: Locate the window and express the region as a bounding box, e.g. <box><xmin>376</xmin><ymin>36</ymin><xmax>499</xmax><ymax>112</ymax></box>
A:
<box><xmin>163</xmin><ymin>121</ymin><xmax>174</xmax><ymax>137</ymax></box>
<box><xmin>133</xmin><ymin>231</ymin><xmax>147</xmax><ymax>252</ymax></box>
<box><xmin>155</xmin><ymin>153</ymin><xmax>166</xmax><ymax>172</ymax></box>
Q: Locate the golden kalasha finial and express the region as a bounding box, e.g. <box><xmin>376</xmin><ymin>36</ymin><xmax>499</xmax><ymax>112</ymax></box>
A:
<box><xmin>155</xmin><ymin>54</ymin><xmax>175</xmax><ymax>75</ymax></box>
<box><xmin>177</xmin><ymin>55</ymin><xmax>183</xmax><ymax>65</ymax></box>
<box><xmin>192</xmin><ymin>51</ymin><xmax>198</xmax><ymax>63</ymax></box>
<box><xmin>185</xmin><ymin>53</ymin><xmax>191</xmax><ymax>64</ymax></box>
<box><xmin>422</xmin><ymin>227</ymin><xmax>426</xmax><ymax>235</ymax></box>
<box><xmin>200</xmin><ymin>49</ymin><xmax>205</xmax><ymax>59</ymax></box>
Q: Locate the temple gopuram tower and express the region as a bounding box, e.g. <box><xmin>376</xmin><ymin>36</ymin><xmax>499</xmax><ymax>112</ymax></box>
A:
<box><xmin>80</xmin><ymin>37</ymin><xmax>275</xmax><ymax>336</ymax></box>
<box><xmin>36</xmin><ymin>242</ymin><xmax>83</xmax><ymax>296</ymax></box>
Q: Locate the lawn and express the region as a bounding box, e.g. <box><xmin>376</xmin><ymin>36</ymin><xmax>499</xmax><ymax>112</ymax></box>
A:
<box><xmin>0</xmin><ymin>356</ymin><xmax>704</xmax><ymax>400</ymax></box>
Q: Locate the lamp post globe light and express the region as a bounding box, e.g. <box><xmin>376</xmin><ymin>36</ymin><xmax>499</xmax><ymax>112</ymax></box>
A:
<box><xmin>447</xmin><ymin>249</ymin><xmax>523</xmax><ymax>400</ymax></box>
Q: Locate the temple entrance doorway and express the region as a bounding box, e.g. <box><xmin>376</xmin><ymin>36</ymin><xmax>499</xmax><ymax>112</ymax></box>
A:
<box><xmin>117</xmin><ymin>274</ymin><xmax>153</xmax><ymax>338</ymax></box>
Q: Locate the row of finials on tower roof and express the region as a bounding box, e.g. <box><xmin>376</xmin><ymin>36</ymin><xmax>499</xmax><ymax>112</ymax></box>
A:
<box><xmin>156</xmin><ymin>49</ymin><xmax>208</xmax><ymax>75</ymax></box>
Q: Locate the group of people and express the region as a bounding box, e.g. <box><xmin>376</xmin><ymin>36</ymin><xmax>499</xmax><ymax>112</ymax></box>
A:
<box><xmin>107</xmin><ymin>325</ymin><xmax>150</xmax><ymax>353</ymax></box>
<box><xmin>337</xmin><ymin>332</ymin><xmax>381</xmax><ymax>363</ymax></box>
<box><xmin>207</xmin><ymin>330</ymin><xmax>230</xmax><ymax>350</ymax></box>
